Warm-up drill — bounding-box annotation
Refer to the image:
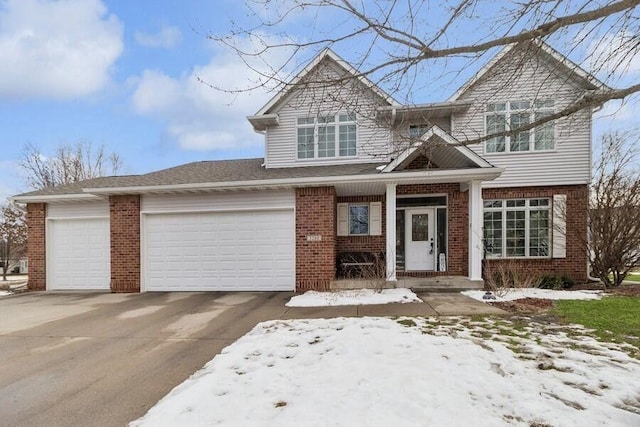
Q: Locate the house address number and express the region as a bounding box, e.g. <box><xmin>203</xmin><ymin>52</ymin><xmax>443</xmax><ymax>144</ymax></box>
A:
<box><xmin>306</xmin><ymin>235</ymin><xmax>322</xmax><ymax>241</ymax></box>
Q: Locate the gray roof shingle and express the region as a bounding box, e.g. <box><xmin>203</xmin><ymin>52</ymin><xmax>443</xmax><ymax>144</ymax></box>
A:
<box><xmin>16</xmin><ymin>158</ymin><xmax>385</xmax><ymax>197</ymax></box>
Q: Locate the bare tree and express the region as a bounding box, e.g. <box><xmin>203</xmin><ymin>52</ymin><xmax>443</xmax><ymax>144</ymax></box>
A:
<box><xmin>586</xmin><ymin>132</ymin><xmax>640</xmax><ymax>287</ymax></box>
<box><xmin>20</xmin><ymin>141</ymin><xmax>123</xmax><ymax>190</ymax></box>
<box><xmin>0</xmin><ymin>201</ymin><xmax>27</xmax><ymax>282</ymax></box>
<box><xmin>211</xmin><ymin>0</ymin><xmax>640</xmax><ymax>146</ymax></box>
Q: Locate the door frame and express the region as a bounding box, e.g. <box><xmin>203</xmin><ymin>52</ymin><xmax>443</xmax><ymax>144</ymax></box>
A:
<box><xmin>404</xmin><ymin>207</ymin><xmax>436</xmax><ymax>271</ymax></box>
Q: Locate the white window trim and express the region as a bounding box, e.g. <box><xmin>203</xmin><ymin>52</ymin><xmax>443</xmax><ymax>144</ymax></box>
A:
<box><xmin>483</xmin><ymin>198</ymin><xmax>552</xmax><ymax>259</ymax></box>
<box><xmin>296</xmin><ymin>112</ymin><xmax>358</xmax><ymax>160</ymax></box>
<box><xmin>337</xmin><ymin>202</ymin><xmax>382</xmax><ymax>236</ymax></box>
<box><xmin>484</xmin><ymin>100</ymin><xmax>556</xmax><ymax>154</ymax></box>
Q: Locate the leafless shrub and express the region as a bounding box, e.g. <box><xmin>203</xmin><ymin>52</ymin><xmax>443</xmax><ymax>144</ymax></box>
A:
<box><xmin>484</xmin><ymin>260</ymin><xmax>541</xmax><ymax>297</ymax></box>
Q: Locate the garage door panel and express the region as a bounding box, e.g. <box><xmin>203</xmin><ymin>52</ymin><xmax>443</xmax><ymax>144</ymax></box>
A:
<box><xmin>145</xmin><ymin>210</ymin><xmax>294</xmax><ymax>291</ymax></box>
<box><xmin>49</xmin><ymin>218</ymin><xmax>110</xmax><ymax>290</ymax></box>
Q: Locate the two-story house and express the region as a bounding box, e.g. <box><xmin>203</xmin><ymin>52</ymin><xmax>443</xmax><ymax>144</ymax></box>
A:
<box><xmin>14</xmin><ymin>41</ymin><xmax>604</xmax><ymax>293</ymax></box>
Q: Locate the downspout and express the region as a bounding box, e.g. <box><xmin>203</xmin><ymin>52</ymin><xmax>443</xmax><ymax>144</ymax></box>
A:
<box><xmin>587</xmin><ymin>104</ymin><xmax>602</xmax><ymax>282</ymax></box>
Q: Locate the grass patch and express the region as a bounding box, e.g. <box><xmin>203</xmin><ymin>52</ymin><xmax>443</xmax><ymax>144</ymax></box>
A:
<box><xmin>553</xmin><ymin>296</ymin><xmax>640</xmax><ymax>350</ymax></box>
<box><xmin>624</xmin><ymin>273</ymin><xmax>640</xmax><ymax>283</ymax></box>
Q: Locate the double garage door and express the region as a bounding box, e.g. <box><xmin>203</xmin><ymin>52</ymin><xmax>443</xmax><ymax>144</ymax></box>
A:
<box><xmin>144</xmin><ymin>209</ymin><xmax>294</xmax><ymax>291</ymax></box>
<box><xmin>46</xmin><ymin>191</ymin><xmax>295</xmax><ymax>292</ymax></box>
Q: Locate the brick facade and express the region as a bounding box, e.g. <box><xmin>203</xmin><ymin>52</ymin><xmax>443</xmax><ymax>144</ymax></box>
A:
<box><xmin>295</xmin><ymin>187</ymin><xmax>336</xmax><ymax>291</ymax></box>
<box><xmin>482</xmin><ymin>184</ymin><xmax>589</xmax><ymax>283</ymax></box>
<box><xmin>109</xmin><ymin>195</ymin><xmax>141</xmax><ymax>293</ymax></box>
<box><xmin>336</xmin><ymin>195</ymin><xmax>386</xmax><ymax>254</ymax></box>
<box><xmin>26</xmin><ymin>203</ymin><xmax>46</xmax><ymax>291</ymax></box>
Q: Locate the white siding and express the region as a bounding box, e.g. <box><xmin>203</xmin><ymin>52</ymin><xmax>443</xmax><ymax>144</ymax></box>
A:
<box><xmin>141</xmin><ymin>190</ymin><xmax>295</xmax><ymax>213</ymax></box>
<box><xmin>451</xmin><ymin>48</ymin><xmax>591</xmax><ymax>188</ymax></box>
<box><xmin>47</xmin><ymin>200</ymin><xmax>110</xmax><ymax>218</ymax></box>
<box><xmin>265</xmin><ymin>60</ymin><xmax>391</xmax><ymax>168</ymax></box>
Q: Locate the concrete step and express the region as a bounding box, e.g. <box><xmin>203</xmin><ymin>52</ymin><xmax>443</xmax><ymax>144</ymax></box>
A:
<box><xmin>330</xmin><ymin>276</ymin><xmax>484</xmax><ymax>292</ymax></box>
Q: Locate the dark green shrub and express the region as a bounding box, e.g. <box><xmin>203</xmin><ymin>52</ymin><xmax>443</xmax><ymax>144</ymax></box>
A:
<box><xmin>538</xmin><ymin>274</ymin><xmax>574</xmax><ymax>290</ymax></box>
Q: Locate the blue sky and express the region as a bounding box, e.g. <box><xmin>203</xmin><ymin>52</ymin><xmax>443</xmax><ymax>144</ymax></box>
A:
<box><xmin>0</xmin><ymin>0</ymin><xmax>637</xmax><ymax>200</ymax></box>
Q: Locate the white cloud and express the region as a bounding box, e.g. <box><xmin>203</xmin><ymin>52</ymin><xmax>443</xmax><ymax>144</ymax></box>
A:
<box><xmin>135</xmin><ymin>25</ymin><xmax>181</xmax><ymax>49</ymax></box>
<box><xmin>587</xmin><ymin>30</ymin><xmax>640</xmax><ymax>79</ymax></box>
<box><xmin>131</xmin><ymin>38</ymin><xmax>292</xmax><ymax>152</ymax></box>
<box><xmin>0</xmin><ymin>0</ymin><xmax>123</xmax><ymax>100</ymax></box>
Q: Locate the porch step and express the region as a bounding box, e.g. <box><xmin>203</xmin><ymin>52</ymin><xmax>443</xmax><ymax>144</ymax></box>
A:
<box><xmin>330</xmin><ymin>276</ymin><xmax>484</xmax><ymax>292</ymax></box>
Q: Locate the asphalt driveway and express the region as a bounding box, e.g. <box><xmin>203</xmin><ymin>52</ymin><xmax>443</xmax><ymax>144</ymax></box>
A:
<box><xmin>0</xmin><ymin>291</ymin><xmax>292</xmax><ymax>427</ymax></box>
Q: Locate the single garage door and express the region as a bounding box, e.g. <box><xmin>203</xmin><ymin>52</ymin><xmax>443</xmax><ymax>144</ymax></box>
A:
<box><xmin>144</xmin><ymin>209</ymin><xmax>295</xmax><ymax>291</ymax></box>
<box><xmin>48</xmin><ymin>203</ymin><xmax>111</xmax><ymax>291</ymax></box>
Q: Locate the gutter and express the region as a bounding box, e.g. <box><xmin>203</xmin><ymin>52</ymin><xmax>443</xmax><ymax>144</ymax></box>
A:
<box><xmin>11</xmin><ymin>193</ymin><xmax>104</xmax><ymax>204</ymax></box>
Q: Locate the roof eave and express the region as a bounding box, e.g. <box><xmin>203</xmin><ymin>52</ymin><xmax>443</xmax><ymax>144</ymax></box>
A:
<box><xmin>11</xmin><ymin>193</ymin><xmax>105</xmax><ymax>204</ymax></box>
<box><xmin>82</xmin><ymin>167</ymin><xmax>504</xmax><ymax>196</ymax></box>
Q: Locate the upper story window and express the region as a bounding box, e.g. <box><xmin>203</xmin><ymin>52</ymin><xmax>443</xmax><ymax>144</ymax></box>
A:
<box><xmin>297</xmin><ymin>113</ymin><xmax>357</xmax><ymax>159</ymax></box>
<box><xmin>485</xmin><ymin>100</ymin><xmax>555</xmax><ymax>153</ymax></box>
<box><xmin>409</xmin><ymin>124</ymin><xmax>431</xmax><ymax>139</ymax></box>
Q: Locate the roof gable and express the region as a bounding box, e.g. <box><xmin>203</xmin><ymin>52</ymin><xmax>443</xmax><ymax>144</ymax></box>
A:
<box><xmin>254</xmin><ymin>49</ymin><xmax>399</xmax><ymax>116</ymax></box>
<box><xmin>449</xmin><ymin>40</ymin><xmax>609</xmax><ymax>102</ymax></box>
<box><xmin>382</xmin><ymin>126</ymin><xmax>494</xmax><ymax>172</ymax></box>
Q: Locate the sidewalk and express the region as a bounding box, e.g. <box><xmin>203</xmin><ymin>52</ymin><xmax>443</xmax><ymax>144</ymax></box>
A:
<box><xmin>280</xmin><ymin>292</ymin><xmax>506</xmax><ymax>319</ymax></box>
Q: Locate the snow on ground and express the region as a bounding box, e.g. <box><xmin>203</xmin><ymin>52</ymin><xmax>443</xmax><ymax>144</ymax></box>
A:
<box><xmin>286</xmin><ymin>288</ymin><xmax>421</xmax><ymax>307</ymax></box>
<box><xmin>0</xmin><ymin>290</ymin><xmax>10</xmax><ymax>298</ymax></box>
<box><xmin>131</xmin><ymin>316</ymin><xmax>640</xmax><ymax>427</ymax></box>
<box><xmin>463</xmin><ymin>288</ymin><xmax>603</xmax><ymax>302</ymax></box>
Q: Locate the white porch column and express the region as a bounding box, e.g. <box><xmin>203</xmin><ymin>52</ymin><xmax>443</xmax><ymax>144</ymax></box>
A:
<box><xmin>385</xmin><ymin>183</ymin><xmax>397</xmax><ymax>281</ymax></box>
<box><xmin>468</xmin><ymin>180</ymin><xmax>483</xmax><ymax>281</ymax></box>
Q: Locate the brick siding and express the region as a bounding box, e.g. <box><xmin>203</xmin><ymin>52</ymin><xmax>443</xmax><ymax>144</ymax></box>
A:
<box><xmin>26</xmin><ymin>203</ymin><xmax>46</xmax><ymax>291</ymax></box>
<box><xmin>336</xmin><ymin>195</ymin><xmax>386</xmax><ymax>254</ymax></box>
<box><xmin>109</xmin><ymin>195</ymin><xmax>141</xmax><ymax>292</ymax></box>
<box><xmin>482</xmin><ymin>185</ymin><xmax>589</xmax><ymax>283</ymax></box>
<box><xmin>295</xmin><ymin>187</ymin><xmax>336</xmax><ymax>291</ymax></box>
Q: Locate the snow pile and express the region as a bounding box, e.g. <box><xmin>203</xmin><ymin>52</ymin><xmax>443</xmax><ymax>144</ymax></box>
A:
<box><xmin>0</xmin><ymin>290</ymin><xmax>11</xmax><ymax>298</ymax></box>
<box><xmin>462</xmin><ymin>288</ymin><xmax>603</xmax><ymax>302</ymax></box>
<box><xmin>131</xmin><ymin>317</ymin><xmax>640</xmax><ymax>427</ymax></box>
<box><xmin>286</xmin><ymin>288</ymin><xmax>421</xmax><ymax>307</ymax></box>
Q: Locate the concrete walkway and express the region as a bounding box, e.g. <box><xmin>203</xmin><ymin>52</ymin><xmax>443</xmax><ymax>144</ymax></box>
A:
<box><xmin>281</xmin><ymin>292</ymin><xmax>506</xmax><ymax>319</ymax></box>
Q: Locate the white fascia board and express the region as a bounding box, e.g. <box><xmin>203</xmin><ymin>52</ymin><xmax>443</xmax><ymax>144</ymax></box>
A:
<box><xmin>381</xmin><ymin>125</ymin><xmax>493</xmax><ymax>172</ymax></box>
<box><xmin>448</xmin><ymin>40</ymin><xmax>609</xmax><ymax>102</ymax></box>
<box><xmin>254</xmin><ymin>49</ymin><xmax>399</xmax><ymax>116</ymax></box>
<box><xmin>84</xmin><ymin>167</ymin><xmax>504</xmax><ymax>196</ymax></box>
<box><xmin>11</xmin><ymin>193</ymin><xmax>104</xmax><ymax>204</ymax></box>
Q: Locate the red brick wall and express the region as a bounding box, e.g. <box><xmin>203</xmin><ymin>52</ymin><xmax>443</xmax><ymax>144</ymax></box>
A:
<box><xmin>397</xmin><ymin>183</ymin><xmax>468</xmax><ymax>276</ymax></box>
<box><xmin>482</xmin><ymin>185</ymin><xmax>588</xmax><ymax>283</ymax></box>
<box><xmin>296</xmin><ymin>187</ymin><xmax>336</xmax><ymax>291</ymax></box>
<box><xmin>336</xmin><ymin>195</ymin><xmax>386</xmax><ymax>253</ymax></box>
<box><xmin>109</xmin><ymin>195</ymin><xmax>140</xmax><ymax>293</ymax></box>
<box><xmin>26</xmin><ymin>203</ymin><xmax>46</xmax><ymax>291</ymax></box>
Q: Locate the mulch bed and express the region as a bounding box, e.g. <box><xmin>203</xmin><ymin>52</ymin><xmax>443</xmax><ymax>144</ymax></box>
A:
<box><xmin>488</xmin><ymin>283</ymin><xmax>640</xmax><ymax>314</ymax></box>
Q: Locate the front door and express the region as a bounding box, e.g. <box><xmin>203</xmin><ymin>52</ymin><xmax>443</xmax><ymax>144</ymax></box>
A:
<box><xmin>405</xmin><ymin>208</ymin><xmax>436</xmax><ymax>271</ymax></box>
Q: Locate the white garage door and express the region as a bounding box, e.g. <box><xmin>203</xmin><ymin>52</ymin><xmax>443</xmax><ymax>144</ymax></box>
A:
<box><xmin>144</xmin><ymin>210</ymin><xmax>295</xmax><ymax>291</ymax></box>
<box><xmin>48</xmin><ymin>217</ymin><xmax>111</xmax><ymax>290</ymax></box>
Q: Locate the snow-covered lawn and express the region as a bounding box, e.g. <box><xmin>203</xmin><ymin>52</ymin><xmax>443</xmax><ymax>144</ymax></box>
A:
<box><xmin>286</xmin><ymin>288</ymin><xmax>421</xmax><ymax>307</ymax></box>
<box><xmin>131</xmin><ymin>316</ymin><xmax>640</xmax><ymax>427</ymax></box>
<box><xmin>463</xmin><ymin>288</ymin><xmax>603</xmax><ymax>302</ymax></box>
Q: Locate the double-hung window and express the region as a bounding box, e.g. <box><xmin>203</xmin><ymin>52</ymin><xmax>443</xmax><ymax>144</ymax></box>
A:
<box><xmin>337</xmin><ymin>202</ymin><xmax>382</xmax><ymax>236</ymax></box>
<box><xmin>485</xmin><ymin>100</ymin><xmax>555</xmax><ymax>153</ymax></box>
<box><xmin>483</xmin><ymin>198</ymin><xmax>551</xmax><ymax>258</ymax></box>
<box><xmin>297</xmin><ymin>113</ymin><xmax>357</xmax><ymax>159</ymax></box>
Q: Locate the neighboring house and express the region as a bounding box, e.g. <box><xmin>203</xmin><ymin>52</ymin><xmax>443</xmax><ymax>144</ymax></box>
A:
<box><xmin>13</xmin><ymin>41</ymin><xmax>605</xmax><ymax>293</ymax></box>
